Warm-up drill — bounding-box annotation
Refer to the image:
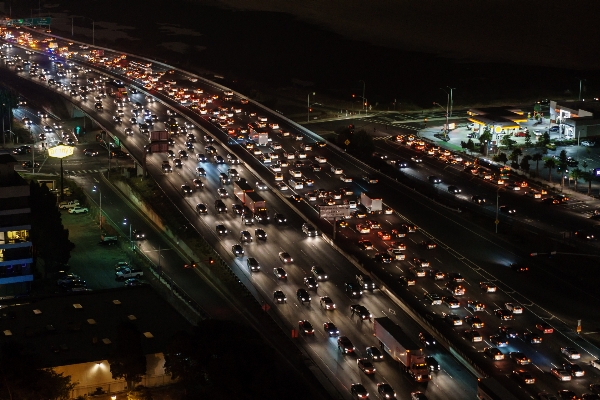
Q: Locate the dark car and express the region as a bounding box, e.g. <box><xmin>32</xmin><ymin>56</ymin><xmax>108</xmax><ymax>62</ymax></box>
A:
<box><xmin>472</xmin><ymin>195</ymin><xmax>486</xmax><ymax>204</ymax></box>
<box><xmin>196</xmin><ymin>203</ymin><xmax>208</xmax><ymax>214</ymax></box>
<box><xmin>231</xmin><ymin>244</ymin><xmax>244</xmax><ymax>257</ymax></box>
<box><xmin>337</xmin><ymin>336</ymin><xmax>355</xmax><ymax>354</ymax></box>
<box><xmin>447</xmin><ymin>185</ymin><xmax>461</xmax><ymax>194</ymax></box>
<box><xmin>425</xmin><ymin>356</ymin><xmax>440</xmax><ymax>371</ymax></box>
<box><xmin>366</xmin><ymin>346</ymin><xmax>383</xmax><ymax>361</ymax></box>
<box><xmin>350</xmin><ymin>383</ymin><xmax>368</xmax><ymax>399</ymax></box>
<box><xmin>350</xmin><ymin>304</ymin><xmax>372</xmax><ymax>320</ymax></box>
<box><xmin>273</xmin><ymin>290</ymin><xmax>286</xmax><ymax>303</ymax></box>
<box><xmin>274</xmin><ymin>213</ymin><xmax>287</xmax><ymax>225</ymax></box>
<box><xmin>419</xmin><ymin>332</ymin><xmax>436</xmax><ymax>347</ymax></box>
<box><xmin>216</xmin><ymin>224</ymin><xmax>228</xmax><ymax>236</ymax></box>
<box><xmin>323</xmin><ymin>322</ymin><xmax>339</xmax><ymax>336</ymax></box>
<box><xmin>132</xmin><ymin>229</ymin><xmax>146</xmax><ymax>240</ymax></box>
<box><xmin>298</xmin><ymin>320</ymin><xmax>314</xmax><ymax>335</ymax></box>
<box><xmin>297</xmin><ymin>288</ymin><xmax>311</xmax><ymax>304</ymax></box>
<box><xmin>255</xmin><ymin>228</ymin><xmax>267</xmax><ymax>241</ymax></box>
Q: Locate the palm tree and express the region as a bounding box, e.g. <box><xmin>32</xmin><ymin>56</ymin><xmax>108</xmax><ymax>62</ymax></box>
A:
<box><xmin>582</xmin><ymin>171</ymin><xmax>594</xmax><ymax>196</ymax></box>
<box><xmin>570</xmin><ymin>168</ymin><xmax>582</xmax><ymax>191</ymax></box>
<box><xmin>532</xmin><ymin>153</ymin><xmax>543</xmax><ymax>176</ymax></box>
<box><xmin>543</xmin><ymin>158</ymin><xmax>556</xmax><ymax>182</ymax></box>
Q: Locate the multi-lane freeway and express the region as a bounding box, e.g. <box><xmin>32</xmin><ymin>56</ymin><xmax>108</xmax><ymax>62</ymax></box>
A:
<box><xmin>3</xmin><ymin>27</ymin><xmax>600</xmax><ymax>400</ymax></box>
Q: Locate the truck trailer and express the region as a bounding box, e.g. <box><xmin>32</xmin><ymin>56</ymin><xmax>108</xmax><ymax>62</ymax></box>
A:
<box><xmin>360</xmin><ymin>192</ymin><xmax>382</xmax><ymax>214</ymax></box>
<box><xmin>234</xmin><ymin>181</ymin><xmax>254</xmax><ymax>204</ymax></box>
<box><xmin>373</xmin><ymin>317</ymin><xmax>431</xmax><ymax>382</ymax></box>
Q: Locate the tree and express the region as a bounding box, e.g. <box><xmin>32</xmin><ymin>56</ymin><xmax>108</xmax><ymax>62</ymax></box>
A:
<box><xmin>29</xmin><ymin>182</ymin><xmax>75</xmax><ymax>277</ymax></box>
<box><xmin>466</xmin><ymin>138</ymin><xmax>475</xmax><ymax>153</ymax></box>
<box><xmin>532</xmin><ymin>153</ymin><xmax>543</xmax><ymax>176</ymax></box>
<box><xmin>479</xmin><ymin>128</ymin><xmax>492</xmax><ymax>155</ymax></box>
<box><xmin>540</xmin><ymin>132</ymin><xmax>551</xmax><ymax>146</ymax></box>
<box><xmin>520</xmin><ymin>154</ymin><xmax>532</xmax><ymax>172</ymax></box>
<box><xmin>570</xmin><ymin>168</ymin><xmax>583</xmax><ymax>191</ymax></box>
<box><xmin>582</xmin><ymin>171</ymin><xmax>594</xmax><ymax>195</ymax></box>
<box><xmin>543</xmin><ymin>158</ymin><xmax>556</xmax><ymax>182</ymax></box>
<box><xmin>558</xmin><ymin>149</ymin><xmax>568</xmax><ymax>166</ymax></box>
<box><xmin>500</xmin><ymin>134</ymin><xmax>513</xmax><ymax>150</ymax></box>
<box><xmin>510</xmin><ymin>148</ymin><xmax>522</xmax><ymax>163</ymax></box>
<box><xmin>108</xmin><ymin>322</ymin><xmax>147</xmax><ymax>391</ymax></box>
<box><xmin>350</xmin><ymin>129</ymin><xmax>375</xmax><ymax>158</ymax></box>
<box><xmin>0</xmin><ymin>342</ymin><xmax>76</xmax><ymax>399</ymax></box>
<box><xmin>496</xmin><ymin>152</ymin><xmax>508</xmax><ymax>165</ymax></box>
<box><xmin>582</xmin><ymin>160</ymin><xmax>588</xmax><ymax>171</ymax></box>
<box><xmin>524</xmin><ymin>132</ymin><xmax>533</xmax><ymax>147</ymax></box>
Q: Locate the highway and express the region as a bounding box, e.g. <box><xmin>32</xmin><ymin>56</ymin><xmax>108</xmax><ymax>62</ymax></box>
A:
<box><xmin>3</xmin><ymin>29</ymin><xmax>600</xmax><ymax>399</ymax></box>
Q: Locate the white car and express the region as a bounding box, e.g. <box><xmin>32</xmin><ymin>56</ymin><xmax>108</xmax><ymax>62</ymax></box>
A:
<box><xmin>340</xmin><ymin>174</ymin><xmax>352</xmax><ymax>183</ymax></box>
<box><xmin>505</xmin><ymin>303</ymin><xmax>523</xmax><ymax>314</ymax></box>
<box><xmin>561</xmin><ymin>347</ymin><xmax>581</xmax><ymax>359</ymax></box>
<box><xmin>68</xmin><ymin>206</ymin><xmax>89</xmax><ymax>214</ymax></box>
<box><xmin>331</xmin><ymin>167</ymin><xmax>343</xmax><ymax>175</ymax></box>
<box><xmin>276</xmin><ymin>182</ymin><xmax>288</xmax><ymax>191</ymax></box>
<box><xmin>315</xmin><ymin>156</ymin><xmax>327</xmax><ymax>163</ymax></box>
<box><xmin>581</xmin><ymin>141</ymin><xmax>595</xmax><ymax>147</ymax></box>
<box><xmin>274</xmin><ymin>172</ymin><xmax>284</xmax><ymax>181</ymax></box>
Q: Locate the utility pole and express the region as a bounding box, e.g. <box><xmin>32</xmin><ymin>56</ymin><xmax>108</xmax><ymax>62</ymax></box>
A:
<box><xmin>447</xmin><ymin>87</ymin><xmax>456</xmax><ymax>117</ymax></box>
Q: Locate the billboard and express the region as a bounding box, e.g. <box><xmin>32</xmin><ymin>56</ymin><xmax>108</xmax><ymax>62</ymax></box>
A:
<box><xmin>318</xmin><ymin>204</ymin><xmax>350</xmax><ymax>219</ymax></box>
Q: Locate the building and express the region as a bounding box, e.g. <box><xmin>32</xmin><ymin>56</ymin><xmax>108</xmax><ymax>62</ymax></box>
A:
<box><xmin>0</xmin><ymin>286</ymin><xmax>192</xmax><ymax>397</ymax></box>
<box><xmin>0</xmin><ymin>154</ymin><xmax>33</xmax><ymax>297</ymax></box>
<box><xmin>549</xmin><ymin>100</ymin><xmax>600</xmax><ymax>141</ymax></box>
<box><xmin>467</xmin><ymin>106</ymin><xmax>527</xmax><ymax>142</ymax></box>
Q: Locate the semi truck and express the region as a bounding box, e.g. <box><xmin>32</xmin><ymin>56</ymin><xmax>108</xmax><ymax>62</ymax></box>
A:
<box><xmin>360</xmin><ymin>192</ymin><xmax>382</xmax><ymax>214</ymax></box>
<box><xmin>373</xmin><ymin>317</ymin><xmax>431</xmax><ymax>382</ymax></box>
<box><xmin>233</xmin><ymin>181</ymin><xmax>268</xmax><ymax>215</ymax></box>
<box><xmin>106</xmin><ymin>80</ymin><xmax>128</xmax><ymax>100</ymax></box>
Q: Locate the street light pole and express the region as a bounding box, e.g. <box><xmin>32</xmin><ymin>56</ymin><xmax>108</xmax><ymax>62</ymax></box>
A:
<box><xmin>93</xmin><ymin>186</ymin><xmax>102</xmax><ymax>230</ymax></box>
<box><xmin>359</xmin><ymin>80</ymin><xmax>366</xmax><ymax>113</ymax></box>
<box><xmin>307</xmin><ymin>92</ymin><xmax>315</xmax><ymax>122</ymax></box>
<box><xmin>447</xmin><ymin>87</ymin><xmax>456</xmax><ymax>117</ymax></box>
<box><xmin>440</xmin><ymin>88</ymin><xmax>450</xmax><ymax>138</ymax></box>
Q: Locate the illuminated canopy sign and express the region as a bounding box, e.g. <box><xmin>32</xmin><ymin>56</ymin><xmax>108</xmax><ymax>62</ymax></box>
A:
<box><xmin>48</xmin><ymin>145</ymin><xmax>75</xmax><ymax>159</ymax></box>
<box><xmin>0</xmin><ymin>18</ymin><xmax>52</xmax><ymax>26</ymax></box>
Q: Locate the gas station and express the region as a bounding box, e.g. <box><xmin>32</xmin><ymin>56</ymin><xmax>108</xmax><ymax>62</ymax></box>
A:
<box><xmin>466</xmin><ymin>106</ymin><xmax>527</xmax><ymax>142</ymax></box>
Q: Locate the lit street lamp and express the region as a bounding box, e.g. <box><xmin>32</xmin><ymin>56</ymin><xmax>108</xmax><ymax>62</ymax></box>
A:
<box><xmin>123</xmin><ymin>218</ymin><xmax>133</xmax><ymax>251</ymax></box>
<box><xmin>47</xmin><ymin>144</ymin><xmax>74</xmax><ymax>201</ymax></box>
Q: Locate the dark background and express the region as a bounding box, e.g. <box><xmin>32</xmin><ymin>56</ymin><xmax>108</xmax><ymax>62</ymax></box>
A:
<box><xmin>7</xmin><ymin>0</ymin><xmax>600</xmax><ymax>108</ymax></box>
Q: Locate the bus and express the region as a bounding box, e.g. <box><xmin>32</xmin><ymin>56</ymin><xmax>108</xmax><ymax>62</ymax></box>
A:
<box><xmin>477</xmin><ymin>378</ymin><xmax>520</xmax><ymax>400</ymax></box>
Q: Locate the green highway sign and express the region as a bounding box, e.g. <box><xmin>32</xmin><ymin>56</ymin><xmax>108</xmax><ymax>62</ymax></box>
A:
<box><xmin>1</xmin><ymin>17</ymin><xmax>52</xmax><ymax>26</ymax></box>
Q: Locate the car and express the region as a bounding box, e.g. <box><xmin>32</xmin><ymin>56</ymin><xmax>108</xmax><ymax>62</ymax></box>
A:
<box><xmin>563</xmin><ymin>362</ymin><xmax>585</xmax><ymax>377</ymax></box>
<box><xmin>124</xmin><ymin>278</ymin><xmax>145</xmax><ymax>287</ymax></box>
<box><xmin>446</xmin><ymin>282</ymin><xmax>465</xmax><ymax>296</ymax></box>
<box><xmin>132</xmin><ymin>229</ymin><xmax>146</xmax><ymax>240</ymax></box>
<box><xmin>240</xmin><ymin>230</ymin><xmax>253</xmax><ymax>243</ymax></box>
<box><xmin>445</xmin><ymin>314</ymin><xmax>462</xmax><ymax>326</ymax></box>
<box><xmin>338</xmin><ymin>336</ymin><xmax>355</xmax><ymax>353</ymax></box>
<box><xmin>467</xmin><ymin>300</ymin><xmax>485</xmax><ymax>312</ymax></box>
<box><xmin>421</xmin><ymin>240</ymin><xmax>437</xmax><ymax>250</ymax></box>
<box><xmin>310</xmin><ymin>266</ymin><xmax>327</xmax><ymax>281</ymax></box>
<box><xmin>536</xmin><ymin>323</ymin><xmax>554</xmax><ymax>334</ymax></box>
<box><xmin>498</xmin><ymin>326</ymin><xmax>518</xmax><ymax>338</ymax></box>
<box><xmin>509</xmin><ymin>352</ymin><xmax>530</xmax><ymax>365</ymax></box>
<box><xmin>513</xmin><ymin>369</ymin><xmax>535</xmax><ymax>384</ymax></box>
<box><xmin>231</xmin><ymin>244</ymin><xmax>244</xmax><ymax>257</ymax></box>
<box><xmin>300</xmin><ymin>276</ymin><xmax>317</xmax><ymax>290</ymax></box>
<box><xmin>273</xmin><ymin>267</ymin><xmax>287</xmax><ymax>279</ymax></box>
<box><xmin>484</xmin><ymin>347</ymin><xmax>504</xmax><ymax>360</ymax></box>
<box><xmin>480</xmin><ymin>282</ymin><xmax>497</xmax><ymax>293</ymax></box>
<box><xmin>464</xmin><ymin>329</ymin><xmax>483</xmax><ymax>342</ymax></box>
<box><xmin>499</xmin><ymin>205</ymin><xmax>516</xmax><ymax>214</ymax></box>
<box><xmin>418</xmin><ymin>331</ymin><xmax>436</xmax><ymax>347</ymax></box>
<box><xmin>181</xmin><ymin>184</ymin><xmax>193</xmax><ymax>195</ymax></box>
<box><xmin>363</xmin><ymin>175</ymin><xmax>379</xmax><ymax>184</ymax></box>
<box><xmin>447</xmin><ymin>185</ymin><xmax>461</xmax><ymax>194</ymax></box>
<box><xmin>574</xmin><ymin>230</ymin><xmax>595</xmax><ymax>240</ymax></box>
<box><xmin>374</xmin><ymin>253</ymin><xmax>393</xmax><ymax>263</ymax></box>
<box><xmin>274</xmin><ymin>213</ymin><xmax>287</xmax><ymax>225</ymax></box>
<box><xmin>350</xmin><ymin>304</ymin><xmax>372</xmax><ymax>320</ymax></box>
<box><xmin>510</xmin><ymin>263</ymin><xmax>528</xmax><ymax>272</ymax></box>
<box><xmin>246</xmin><ymin>257</ymin><xmax>260</xmax><ymax>272</ymax></box>
<box><xmin>411</xmin><ymin>156</ymin><xmax>423</xmax><ymax>163</ymax></box>
<box><xmin>495</xmin><ymin>309</ymin><xmax>513</xmax><ymax>320</ymax></box>
<box><xmin>57</xmin><ymin>273</ymin><xmax>81</xmax><ymax>286</ymax></box>
<box><xmin>413</xmin><ymin>258</ymin><xmax>430</xmax><ymax>268</ymax></box>
<box><xmin>402</xmin><ymin>224</ymin><xmax>417</xmax><ymax>233</ymax></box>
<box><xmin>376</xmin><ymin>383</ymin><xmax>396</xmax><ymax>399</ymax></box>
<box><xmin>273</xmin><ymin>290</ymin><xmax>286</xmax><ymax>303</ymax></box>
<box><xmin>465</xmin><ymin>316</ymin><xmax>484</xmax><ymax>328</ymax></box>
<box><xmin>68</xmin><ymin>206</ymin><xmax>89</xmax><ymax>214</ymax></box>
<box><xmin>216</xmin><ymin>224</ymin><xmax>228</xmax><ymax>236</ymax></box>
<box><xmin>428</xmin><ymin>175</ymin><xmax>441</xmax><ymax>184</ymax></box>
<box><xmin>253</xmin><ymin>228</ymin><xmax>267</xmax><ymax>241</ymax></box>
<box><xmin>505</xmin><ymin>303</ymin><xmax>523</xmax><ymax>314</ymax></box>
<box><xmin>323</xmin><ymin>322</ymin><xmax>339</xmax><ymax>336</ymax></box>
<box><xmin>425</xmin><ymin>292</ymin><xmax>442</xmax><ymax>305</ymax></box>
<box><xmin>296</xmin><ymin>288</ymin><xmax>311</xmax><ymax>304</ymax></box>
<box><xmin>410</xmin><ymin>392</ymin><xmax>428</xmax><ymax>400</ymax></box>
<box><xmin>357</xmin><ymin>358</ymin><xmax>376</xmax><ymax>375</ymax></box>
<box><xmin>350</xmin><ymin>383</ymin><xmax>368</xmax><ymax>399</ymax></box>
<box><xmin>471</xmin><ymin>195</ymin><xmax>486</xmax><ymax>204</ymax></box>
<box><xmin>356</xmin><ymin>224</ymin><xmax>371</xmax><ymax>234</ymax></box>
<box><xmin>522</xmin><ymin>331</ymin><xmax>543</xmax><ymax>344</ymax></box>
<box><xmin>550</xmin><ymin>368</ymin><xmax>572</xmax><ymax>381</ymax></box>
<box><xmin>84</xmin><ymin>149</ymin><xmax>99</xmax><ymax>157</ymax></box>
<box><xmin>443</xmin><ymin>296</ymin><xmax>460</xmax><ymax>308</ymax></box>
<box><xmin>217</xmin><ymin>188</ymin><xmax>228</xmax><ymax>198</ymax></box>
<box><xmin>425</xmin><ymin>356</ymin><xmax>442</xmax><ymax>372</ymax></box>
<box><xmin>490</xmin><ymin>334</ymin><xmax>508</xmax><ymax>347</ymax></box>
<box><xmin>319</xmin><ymin>296</ymin><xmax>335</xmax><ymax>310</ymax></box>
<box><xmin>366</xmin><ymin>346</ymin><xmax>384</xmax><ymax>361</ymax></box>
<box><xmin>298</xmin><ymin>320</ymin><xmax>314</xmax><ymax>335</ymax></box>
<box><xmin>561</xmin><ymin>347</ymin><xmax>581</xmax><ymax>360</ymax></box>
<box><xmin>278</xmin><ymin>252</ymin><xmax>293</xmax><ymax>263</ymax></box>
<box><xmin>377</xmin><ymin>230</ymin><xmax>391</xmax><ymax>241</ymax></box>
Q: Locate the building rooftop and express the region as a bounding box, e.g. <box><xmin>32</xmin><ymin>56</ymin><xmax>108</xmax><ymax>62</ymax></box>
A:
<box><xmin>555</xmin><ymin>100</ymin><xmax>600</xmax><ymax>117</ymax></box>
<box><xmin>0</xmin><ymin>153</ymin><xmax>24</xmax><ymax>186</ymax></box>
<box><xmin>0</xmin><ymin>287</ymin><xmax>193</xmax><ymax>368</ymax></box>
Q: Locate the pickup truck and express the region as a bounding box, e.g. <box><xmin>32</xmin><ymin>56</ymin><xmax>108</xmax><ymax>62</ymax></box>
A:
<box><xmin>115</xmin><ymin>267</ymin><xmax>143</xmax><ymax>280</ymax></box>
<box><xmin>58</xmin><ymin>200</ymin><xmax>80</xmax><ymax>209</ymax></box>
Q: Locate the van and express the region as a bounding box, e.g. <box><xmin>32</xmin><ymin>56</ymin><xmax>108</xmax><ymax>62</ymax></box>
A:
<box><xmin>289</xmin><ymin>179</ymin><xmax>303</xmax><ymax>190</ymax></box>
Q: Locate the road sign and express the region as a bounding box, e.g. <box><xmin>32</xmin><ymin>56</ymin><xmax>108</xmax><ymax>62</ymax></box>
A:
<box><xmin>2</xmin><ymin>17</ymin><xmax>52</xmax><ymax>26</ymax></box>
<box><xmin>319</xmin><ymin>204</ymin><xmax>350</xmax><ymax>219</ymax></box>
<box><xmin>344</xmin><ymin>139</ymin><xmax>350</xmax><ymax>146</ymax></box>
<box><xmin>495</xmin><ymin>220</ymin><xmax>499</xmax><ymax>224</ymax></box>
<box><xmin>114</xmin><ymin>137</ymin><xmax>121</xmax><ymax>147</ymax></box>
